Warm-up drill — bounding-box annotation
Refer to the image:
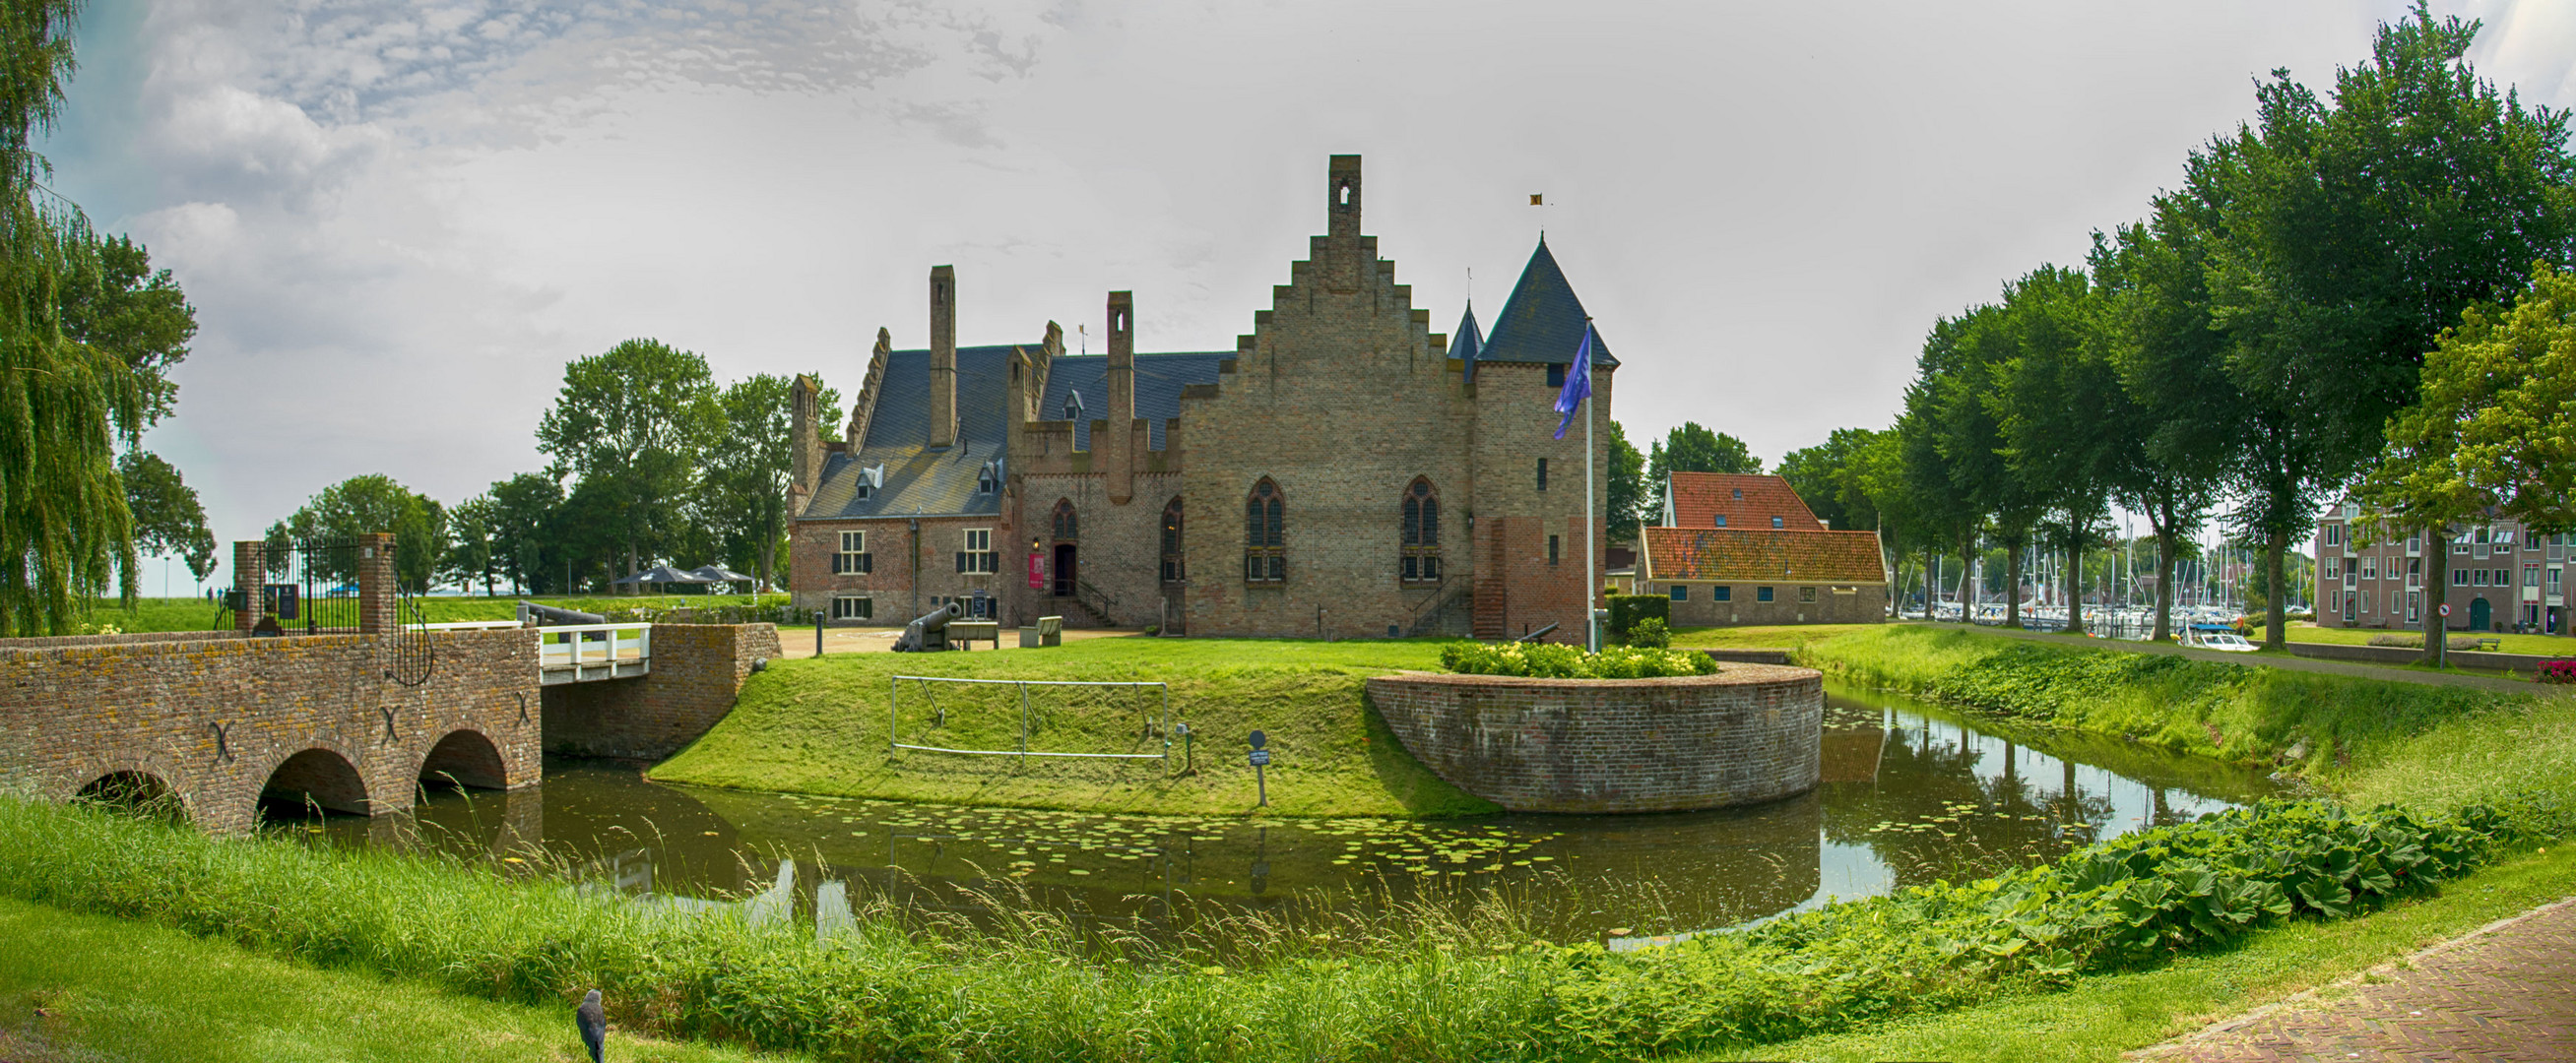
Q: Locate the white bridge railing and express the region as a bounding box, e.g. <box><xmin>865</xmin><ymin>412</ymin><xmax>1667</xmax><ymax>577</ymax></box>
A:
<box><xmin>537</xmin><ymin>623</ymin><xmax>652</xmax><ymax>684</ymax></box>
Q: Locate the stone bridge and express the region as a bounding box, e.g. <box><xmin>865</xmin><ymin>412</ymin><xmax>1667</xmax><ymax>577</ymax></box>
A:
<box><xmin>0</xmin><ymin>536</ymin><xmax>780</xmax><ymax>834</ymax></box>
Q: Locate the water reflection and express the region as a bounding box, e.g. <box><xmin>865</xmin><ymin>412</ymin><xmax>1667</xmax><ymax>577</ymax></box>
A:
<box><xmin>315</xmin><ymin>682</ymin><xmax>2282</xmax><ymax>944</ymax></box>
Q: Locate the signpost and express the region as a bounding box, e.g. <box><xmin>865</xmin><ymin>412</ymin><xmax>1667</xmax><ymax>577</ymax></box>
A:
<box><xmin>1248</xmin><ymin>729</ymin><xmax>1270</xmax><ymax>807</ymax></box>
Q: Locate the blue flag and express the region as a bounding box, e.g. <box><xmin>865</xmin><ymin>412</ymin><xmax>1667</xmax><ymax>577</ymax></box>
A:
<box><xmin>1552</xmin><ymin>323</ymin><xmax>1593</xmax><ymax>440</ymax></box>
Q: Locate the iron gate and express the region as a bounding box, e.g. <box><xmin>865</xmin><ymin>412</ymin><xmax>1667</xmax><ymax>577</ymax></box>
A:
<box><xmin>263</xmin><ymin>536</ymin><xmax>434</xmax><ymax>686</ymax></box>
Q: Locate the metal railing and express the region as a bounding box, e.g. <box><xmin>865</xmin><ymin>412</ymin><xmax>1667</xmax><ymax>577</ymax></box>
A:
<box><xmin>537</xmin><ymin>622</ymin><xmax>653</xmax><ymax>683</ymax></box>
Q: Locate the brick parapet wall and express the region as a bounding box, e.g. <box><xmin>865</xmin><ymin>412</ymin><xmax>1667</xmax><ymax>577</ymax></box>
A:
<box><xmin>0</xmin><ymin>631</ymin><xmax>250</xmax><ymax>650</ymax></box>
<box><xmin>0</xmin><ymin>629</ymin><xmax>541</xmax><ymax>834</ymax></box>
<box><xmin>1365</xmin><ymin>664</ymin><xmax>1823</xmax><ymax>813</ymax></box>
<box><xmin>543</xmin><ymin>623</ymin><xmax>781</xmax><ymax>760</ymax></box>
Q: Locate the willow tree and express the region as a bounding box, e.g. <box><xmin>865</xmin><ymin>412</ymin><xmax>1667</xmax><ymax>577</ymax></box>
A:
<box><xmin>1</xmin><ymin>0</ymin><xmax>145</xmax><ymax>635</ymax></box>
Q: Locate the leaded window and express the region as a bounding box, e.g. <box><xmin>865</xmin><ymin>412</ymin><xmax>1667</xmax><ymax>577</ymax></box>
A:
<box><xmin>1161</xmin><ymin>498</ymin><xmax>1186</xmax><ymax>583</ymax></box>
<box><xmin>1052</xmin><ymin>499</ymin><xmax>1078</xmax><ymax>541</ymax></box>
<box><xmin>1245</xmin><ymin>479</ymin><xmax>1284</xmax><ymax>583</ymax></box>
<box><xmin>1400</xmin><ymin>477</ymin><xmax>1441</xmax><ymax>583</ymax></box>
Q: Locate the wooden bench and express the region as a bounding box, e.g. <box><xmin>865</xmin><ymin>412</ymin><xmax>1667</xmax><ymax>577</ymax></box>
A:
<box><xmin>1019</xmin><ymin>615</ymin><xmax>1063</xmax><ymax>648</ymax></box>
<box><xmin>946</xmin><ymin>620</ymin><xmax>1000</xmax><ymax>650</ymax></box>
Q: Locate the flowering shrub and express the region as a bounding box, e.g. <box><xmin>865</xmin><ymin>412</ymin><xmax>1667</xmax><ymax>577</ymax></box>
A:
<box><xmin>2535</xmin><ymin>659</ymin><xmax>2576</xmax><ymax>684</ymax></box>
<box><xmin>1440</xmin><ymin>640</ymin><xmax>1717</xmax><ymax>678</ymax></box>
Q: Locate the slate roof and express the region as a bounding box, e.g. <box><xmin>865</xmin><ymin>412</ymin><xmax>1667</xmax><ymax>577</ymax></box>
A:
<box><xmin>1641</xmin><ymin>527</ymin><xmax>1888</xmax><ymax>584</ymax></box>
<box><xmin>1040</xmin><ymin>352</ymin><xmax>1231</xmax><ymax>452</ymax></box>
<box><xmin>1667</xmin><ymin>472</ymin><xmax>1826</xmax><ymax>532</ymax></box>
<box><xmin>1449</xmin><ymin>301</ymin><xmax>1484</xmax><ymax>381</ymax></box>
<box><xmin>805</xmin><ymin>344</ymin><xmax>1022</xmax><ymax>520</ymax></box>
<box><xmin>1477</xmin><ymin>238</ymin><xmax>1619</xmax><ymax>367</ymax></box>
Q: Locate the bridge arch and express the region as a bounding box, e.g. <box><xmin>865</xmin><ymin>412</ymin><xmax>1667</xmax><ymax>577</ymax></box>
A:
<box><xmin>72</xmin><ymin>770</ymin><xmax>188</xmax><ymax>825</ymax></box>
<box><xmin>417</xmin><ymin>727</ymin><xmax>509</xmax><ymax>792</ymax></box>
<box><xmin>259</xmin><ymin>746</ymin><xmax>374</xmax><ymax>821</ymax></box>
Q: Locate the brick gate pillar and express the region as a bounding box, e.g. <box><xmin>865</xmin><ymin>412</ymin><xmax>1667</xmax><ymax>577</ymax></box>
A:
<box><xmin>232</xmin><ymin>540</ymin><xmax>265</xmax><ymax>631</ymax></box>
<box><xmin>357</xmin><ymin>532</ymin><xmax>398</xmax><ymax>634</ymax></box>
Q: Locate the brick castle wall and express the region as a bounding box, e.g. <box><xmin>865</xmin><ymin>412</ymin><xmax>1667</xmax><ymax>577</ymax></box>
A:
<box><xmin>541</xmin><ymin>623</ymin><xmax>782</xmax><ymax>760</ymax></box>
<box><xmin>0</xmin><ymin>628</ymin><xmax>541</xmax><ymax>834</ymax></box>
<box><xmin>1364</xmin><ymin>664</ymin><xmax>1823</xmax><ymax>813</ymax></box>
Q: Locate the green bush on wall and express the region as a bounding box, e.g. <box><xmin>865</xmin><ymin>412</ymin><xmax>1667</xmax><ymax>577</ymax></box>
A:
<box><xmin>1606</xmin><ymin>594</ymin><xmax>1669</xmax><ymax>639</ymax></box>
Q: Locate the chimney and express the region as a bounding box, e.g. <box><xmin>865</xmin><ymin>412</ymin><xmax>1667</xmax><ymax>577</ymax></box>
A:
<box><xmin>1104</xmin><ymin>291</ymin><xmax>1135</xmax><ymax>504</ymax></box>
<box><xmin>790</xmin><ymin>374</ymin><xmax>824</xmax><ymax>509</ymax></box>
<box><xmin>1324</xmin><ymin>155</ymin><xmax>1362</xmax><ymax>292</ymax></box>
<box><xmin>930</xmin><ymin>265</ymin><xmax>957</xmax><ymax>449</ymax></box>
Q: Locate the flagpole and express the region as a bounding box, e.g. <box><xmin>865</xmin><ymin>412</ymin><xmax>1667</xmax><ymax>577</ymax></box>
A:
<box><xmin>1585</xmin><ymin>320</ymin><xmax>1598</xmax><ymax>654</ymax></box>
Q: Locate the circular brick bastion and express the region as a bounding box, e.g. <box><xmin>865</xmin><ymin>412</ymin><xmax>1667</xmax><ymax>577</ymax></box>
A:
<box><xmin>1363</xmin><ymin>664</ymin><xmax>1824</xmax><ymax>814</ymax></box>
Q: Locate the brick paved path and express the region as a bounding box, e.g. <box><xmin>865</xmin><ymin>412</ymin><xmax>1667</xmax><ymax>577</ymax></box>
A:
<box><xmin>2132</xmin><ymin>897</ymin><xmax>2576</xmax><ymax>1061</ymax></box>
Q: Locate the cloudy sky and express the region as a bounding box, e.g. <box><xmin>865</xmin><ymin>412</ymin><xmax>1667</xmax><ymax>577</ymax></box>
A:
<box><xmin>40</xmin><ymin>0</ymin><xmax>2576</xmax><ymax>588</ymax></box>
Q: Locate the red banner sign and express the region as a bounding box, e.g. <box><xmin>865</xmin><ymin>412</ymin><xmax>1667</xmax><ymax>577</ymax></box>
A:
<box><xmin>1028</xmin><ymin>551</ymin><xmax>1046</xmax><ymax>590</ymax></box>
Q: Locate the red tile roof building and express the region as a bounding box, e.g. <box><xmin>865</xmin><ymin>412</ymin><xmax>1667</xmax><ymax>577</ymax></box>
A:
<box><xmin>1637</xmin><ymin>472</ymin><xmax>1889</xmax><ymax>626</ymax></box>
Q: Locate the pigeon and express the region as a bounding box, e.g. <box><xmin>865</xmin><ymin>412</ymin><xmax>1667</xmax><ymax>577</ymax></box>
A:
<box><xmin>576</xmin><ymin>988</ymin><xmax>607</xmax><ymax>1063</ymax></box>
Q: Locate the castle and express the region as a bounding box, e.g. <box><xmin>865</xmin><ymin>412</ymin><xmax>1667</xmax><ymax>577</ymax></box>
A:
<box><xmin>786</xmin><ymin>156</ymin><xmax>1612</xmax><ymax>641</ymax></box>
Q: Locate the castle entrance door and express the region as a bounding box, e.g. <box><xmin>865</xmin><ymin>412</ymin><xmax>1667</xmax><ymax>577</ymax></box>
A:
<box><xmin>2470</xmin><ymin>596</ymin><xmax>2491</xmax><ymax>632</ymax></box>
<box><xmin>1054</xmin><ymin>543</ymin><xmax>1077</xmax><ymax>596</ymax></box>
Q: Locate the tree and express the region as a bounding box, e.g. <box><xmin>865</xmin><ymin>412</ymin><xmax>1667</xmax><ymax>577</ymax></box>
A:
<box><xmin>1782</xmin><ymin>426</ymin><xmax>1914</xmax><ymax>614</ymax></box>
<box><xmin>2195</xmin><ymin>4</ymin><xmax>2576</xmax><ymax>649</ymax></box>
<box><xmin>117</xmin><ymin>451</ymin><xmax>215</xmax><ymax>585</ymax></box>
<box><xmin>442</xmin><ymin>494</ymin><xmax>500</xmax><ymax>596</ymax></box>
<box><xmin>266</xmin><ymin>475</ymin><xmax>449</xmax><ymax>593</ymax></box>
<box><xmin>1604</xmin><ymin>419</ymin><xmax>1647</xmax><ymax>542</ymax></box>
<box><xmin>700</xmin><ymin>373</ymin><xmax>835</xmax><ymax>593</ymax></box>
<box><xmin>1642</xmin><ymin>421</ymin><xmax>1760</xmax><ymax>517</ymax></box>
<box><xmin>2093</xmin><ymin>216</ymin><xmax>2237</xmax><ymax>643</ymax></box>
<box><xmin>1</xmin><ymin>0</ymin><xmax>146</xmax><ymax>635</ymax></box>
<box><xmin>486</xmin><ymin>472</ymin><xmax>563</xmax><ymax>595</ymax></box>
<box><xmin>57</xmin><ymin>234</ymin><xmax>193</xmax><ymax>427</ymax></box>
<box><xmin>1899</xmin><ymin>319</ymin><xmax>1990</xmax><ymax>621</ymax></box>
<box><xmin>1776</xmin><ymin>432</ymin><xmax>1861</xmax><ymax>531</ymax></box>
<box><xmin>535</xmin><ymin>339</ymin><xmax>721</xmax><ymax>591</ymax></box>
<box><xmin>1992</xmin><ymin>265</ymin><xmax>2121</xmax><ymax>635</ymax></box>
<box><xmin>1925</xmin><ymin>302</ymin><xmax>2047</xmax><ymax>627</ymax></box>
<box><xmin>2357</xmin><ymin>263</ymin><xmax>2576</xmax><ymax>665</ymax></box>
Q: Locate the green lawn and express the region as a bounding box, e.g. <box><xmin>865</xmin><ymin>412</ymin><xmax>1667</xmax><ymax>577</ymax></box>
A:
<box><xmin>652</xmin><ymin>636</ymin><xmax>1499</xmax><ymax>818</ymax></box>
<box><xmin>2263</xmin><ymin>620</ymin><xmax>2576</xmax><ymax>657</ymax></box>
<box><xmin>0</xmin><ymin>897</ymin><xmax>788</xmax><ymax>1063</ymax></box>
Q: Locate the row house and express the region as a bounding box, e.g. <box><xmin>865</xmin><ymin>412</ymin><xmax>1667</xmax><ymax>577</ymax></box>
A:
<box><xmin>2313</xmin><ymin>502</ymin><xmax>2573</xmax><ymax>635</ymax></box>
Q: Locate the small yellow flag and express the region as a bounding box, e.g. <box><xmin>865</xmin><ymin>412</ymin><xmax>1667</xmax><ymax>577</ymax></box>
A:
<box><xmin>1529</xmin><ymin>194</ymin><xmax>1544</xmax><ymax>206</ymax></box>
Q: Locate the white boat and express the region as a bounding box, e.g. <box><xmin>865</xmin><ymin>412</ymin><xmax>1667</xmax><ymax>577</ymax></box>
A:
<box><xmin>2181</xmin><ymin>626</ymin><xmax>2258</xmax><ymax>652</ymax></box>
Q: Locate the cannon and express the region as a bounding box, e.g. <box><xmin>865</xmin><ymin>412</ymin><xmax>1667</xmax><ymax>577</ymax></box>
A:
<box><xmin>892</xmin><ymin>600</ymin><xmax>965</xmax><ymax>653</ymax></box>
<box><xmin>518</xmin><ymin>600</ymin><xmax>607</xmax><ymax>627</ymax></box>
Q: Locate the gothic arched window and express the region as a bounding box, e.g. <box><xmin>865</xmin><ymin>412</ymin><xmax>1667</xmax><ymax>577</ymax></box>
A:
<box><xmin>1160</xmin><ymin>498</ymin><xmax>1186</xmax><ymax>583</ymax></box>
<box><xmin>1245</xmin><ymin>479</ymin><xmax>1284</xmax><ymax>583</ymax></box>
<box><xmin>1052</xmin><ymin>499</ymin><xmax>1078</xmax><ymax>540</ymax></box>
<box><xmin>1400</xmin><ymin>477</ymin><xmax>1441</xmax><ymax>582</ymax></box>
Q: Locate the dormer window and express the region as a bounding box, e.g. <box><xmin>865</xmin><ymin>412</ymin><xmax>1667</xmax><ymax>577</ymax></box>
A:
<box><xmin>1063</xmin><ymin>391</ymin><xmax>1084</xmax><ymax>421</ymax></box>
<box><xmin>1771</xmin><ymin>516</ymin><xmax>1784</xmax><ymax>529</ymax></box>
<box><xmin>976</xmin><ymin>461</ymin><xmax>998</xmax><ymax>495</ymax></box>
<box><xmin>1714</xmin><ymin>515</ymin><xmax>1727</xmax><ymax>528</ymax></box>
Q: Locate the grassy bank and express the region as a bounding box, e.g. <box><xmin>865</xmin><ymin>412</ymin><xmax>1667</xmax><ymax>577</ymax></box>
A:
<box><xmin>1669</xmin><ymin>622</ymin><xmax>1884</xmax><ymax>651</ymax></box>
<box><xmin>1797</xmin><ymin>625</ymin><xmax>2576</xmax><ymax>819</ymax></box>
<box><xmin>0</xmin><ymin>897</ymin><xmax>776</xmax><ymax>1063</ymax></box>
<box><xmin>2264</xmin><ymin>620</ymin><xmax>2574</xmax><ymax>657</ymax></box>
<box><xmin>652</xmin><ymin>638</ymin><xmax>1499</xmax><ymax>818</ymax></box>
<box><xmin>0</xmin><ymin>785</ymin><xmax>2543</xmax><ymax>1063</ymax></box>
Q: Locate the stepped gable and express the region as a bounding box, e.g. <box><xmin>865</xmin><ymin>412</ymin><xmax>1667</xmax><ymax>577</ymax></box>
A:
<box><xmin>1039</xmin><ymin>351</ymin><xmax>1230</xmax><ymax>452</ymax></box>
<box><xmin>1640</xmin><ymin>526</ymin><xmax>1886</xmax><ymax>584</ymax></box>
<box><xmin>1477</xmin><ymin>237</ymin><xmax>1618</xmax><ymax>367</ymax></box>
<box><xmin>1668</xmin><ymin>471</ymin><xmax>1825</xmax><ymax>530</ymax></box>
<box><xmin>807</xmin><ymin>344</ymin><xmax>1022</xmax><ymax>519</ymax></box>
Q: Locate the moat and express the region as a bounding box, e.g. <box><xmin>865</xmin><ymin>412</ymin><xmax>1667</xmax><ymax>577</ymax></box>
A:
<box><xmin>314</xmin><ymin>680</ymin><xmax>2285</xmax><ymax>945</ymax></box>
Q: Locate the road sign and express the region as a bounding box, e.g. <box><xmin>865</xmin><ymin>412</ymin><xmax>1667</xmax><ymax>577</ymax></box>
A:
<box><xmin>1248</xmin><ymin>749</ymin><xmax>1271</xmax><ymax>767</ymax></box>
<box><xmin>2439</xmin><ymin>603</ymin><xmax>2453</xmax><ymax>618</ymax></box>
<box><xmin>1248</xmin><ymin>729</ymin><xmax>1267</xmax><ymax>749</ymax></box>
<box><xmin>1248</xmin><ymin>730</ymin><xmax>1271</xmax><ymax>806</ymax></box>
